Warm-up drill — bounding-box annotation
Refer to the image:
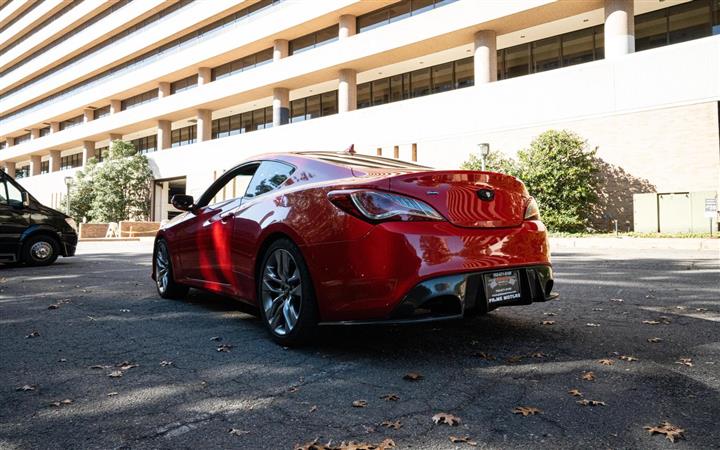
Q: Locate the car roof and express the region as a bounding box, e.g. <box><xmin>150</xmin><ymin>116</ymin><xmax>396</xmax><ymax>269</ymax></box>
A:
<box><xmin>293</xmin><ymin>151</ymin><xmax>430</xmax><ymax>170</ymax></box>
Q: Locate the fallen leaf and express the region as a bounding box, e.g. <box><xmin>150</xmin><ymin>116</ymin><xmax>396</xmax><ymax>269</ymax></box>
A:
<box><xmin>544</xmin><ymin>312</ymin><xmax>557</xmax><ymax>316</ymax></box>
<box><xmin>647</xmin><ymin>337</ymin><xmax>663</xmax><ymax>343</ymax></box>
<box><xmin>643</xmin><ymin>320</ymin><xmax>660</xmax><ymax>325</ymax></box>
<box><xmin>49</xmin><ymin>399</ymin><xmax>73</xmax><ymax>407</ymax></box>
<box><xmin>581</xmin><ymin>371</ymin><xmax>596</xmax><ymax>381</ymax></box>
<box><xmin>506</xmin><ymin>355</ymin><xmax>523</xmax><ymax>364</ymax></box>
<box><xmin>89</xmin><ymin>364</ymin><xmax>110</xmax><ymax>370</ymax></box>
<box><xmin>432</xmin><ymin>412</ymin><xmax>461</xmax><ymax>426</ymax></box>
<box><xmin>577</xmin><ymin>399</ymin><xmax>606</xmax><ymax>406</ymax></box>
<box><xmin>229</xmin><ymin>428</ymin><xmax>249</xmax><ymax>436</ymax></box>
<box><xmin>644</xmin><ymin>421</ymin><xmax>685</xmax><ymax>442</ymax></box>
<box><xmin>380</xmin><ymin>420</ymin><xmax>402</xmax><ymax>430</ymax></box>
<box><xmin>117</xmin><ymin>361</ymin><xmax>138</xmax><ymax>370</ymax></box>
<box><xmin>210</xmin><ymin>336</ymin><xmax>222</xmax><ymax>341</ymax></box>
<box><xmin>598</xmin><ymin>359</ymin><xmax>614</xmax><ymax>366</ymax></box>
<box><xmin>288</xmin><ymin>386</ymin><xmax>300</xmax><ymax>393</ymax></box>
<box><xmin>695</xmin><ymin>308</ymin><xmax>707</xmax><ymax>312</ymax></box>
<box><xmin>217</xmin><ymin>344</ymin><xmax>233</xmax><ymax>352</ymax></box>
<box><xmin>676</xmin><ymin>358</ymin><xmax>693</xmax><ymax>367</ymax></box>
<box><xmin>58</xmin><ymin>358</ymin><xmax>67</xmax><ymax>362</ymax></box>
<box><xmin>610</xmin><ymin>298</ymin><xmax>624</xmax><ymax>302</ymax></box>
<box><xmin>472</xmin><ymin>352</ymin><xmax>496</xmax><ymax>360</ymax></box>
<box><xmin>108</xmin><ymin>370</ymin><xmax>123</xmax><ymax>378</ymax></box>
<box><xmin>619</xmin><ymin>355</ymin><xmax>638</xmax><ymax>362</ymax></box>
<box><xmin>309</xmin><ymin>405</ymin><xmax>317</xmax><ymax>413</ymax></box>
<box><xmin>542</xmin><ymin>320</ymin><xmax>555</xmax><ymax>325</ymax></box>
<box><xmin>26</xmin><ymin>331</ymin><xmax>40</xmax><ymax>338</ymax></box>
<box><xmin>403</xmin><ymin>372</ymin><xmax>423</xmax><ymax>381</ymax></box>
<box><xmin>449</xmin><ymin>436</ymin><xmax>478</xmax><ymax>446</ymax></box>
<box><xmin>352</xmin><ymin>400</ymin><xmax>368</xmax><ymax>408</ymax></box>
<box><xmin>106</xmin><ymin>392</ymin><xmax>118</xmax><ymax>397</ymax></box>
<box><xmin>120</xmin><ymin>309</ymin><xmax>130</xmax><ymax>313</ymax></box>
<box><xmin>530</xmin><ymin>352</ymin><xmax>546</xmax><ymax>359</ymax></box>
<box><xmin>16</xmin><ymin>384</ymin><xmax>36</xmax><ymax>391</ymax></box>
<box><xmin>568</xmin><ymin>389</ymin><xmax>583</xmax><ymax>397</ymax></box>
<box><xmin>586</xmin><ymin>323</ymin><xmax>600</xmax><ymax>327</ymax></box>
<box><xmin>380</xmin><ymin>394</ymin><xmax>399</xmax><ymax>402</ymax></box>
<box><xmin>294</xmin><ymin>438</ymin><xmax>396</xmax><ymax>450</ymax></box>
<box><xmin>47</xmin><ymin>304</ymin><xmax>59</xmax><ymax>310</ymax></box>
<box><xmin>512</xmin><ymin>406</ymin><xmax>541</xmax><ymax>416</ymax></box>
<box><xmin>160</xmin><ymin>361</ymin><xmax>173</xmax><ymax>367</ymax></box>
<box><xmin>592</xmin><ymin>308</ymin><xmax>604</xmax><ymax>311</ymax></box>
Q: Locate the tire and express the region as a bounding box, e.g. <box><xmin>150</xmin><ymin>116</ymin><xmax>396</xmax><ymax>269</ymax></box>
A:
<box><xmin>22</xmin><ymin>234</ymin><xmax>59</xmax><ymax>266</ymax></box>
<box><xmin>154</xmin><ymin>239</ymin><xmax>189</xmax><ymax>299</ymax></box>
<box><xmin>257</xmin><ymin>238</ymin><xmax>318</xmax><ymax>346</ymax></box>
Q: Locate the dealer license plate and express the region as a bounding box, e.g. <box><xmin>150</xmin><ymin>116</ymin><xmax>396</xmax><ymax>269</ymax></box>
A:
<box><xmin>484</xmin><ymin>270</ymin><xmax>522</xmax><ymax>304</ymax></box>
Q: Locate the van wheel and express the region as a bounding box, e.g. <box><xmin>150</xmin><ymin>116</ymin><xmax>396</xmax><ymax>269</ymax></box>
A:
<box><xmin>22</xmin><ymin>235</ymin><xmax>59</xmax><ymax>266</ymax></box>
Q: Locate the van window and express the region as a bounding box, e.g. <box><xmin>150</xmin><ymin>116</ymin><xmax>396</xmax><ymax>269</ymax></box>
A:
<box><xmin>3</xmin><ymin>179</ymin><xmax>24</xmax><ymax>208</ymax></box>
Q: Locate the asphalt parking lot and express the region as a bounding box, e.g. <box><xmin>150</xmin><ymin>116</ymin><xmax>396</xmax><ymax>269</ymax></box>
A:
<box><xmin>0</xmin><ymin>241</ymin><xmax>718</xmax><ymax>449</ymax></box>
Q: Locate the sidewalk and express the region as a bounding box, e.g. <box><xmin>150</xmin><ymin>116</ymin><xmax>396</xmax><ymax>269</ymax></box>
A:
<box><xmin>550</xmin><ymin>236</ymin><xmax>719</xmax><ymax>251</ymax></box>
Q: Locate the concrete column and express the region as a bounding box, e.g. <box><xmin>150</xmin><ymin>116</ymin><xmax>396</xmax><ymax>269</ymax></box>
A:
<box><xmin>3</xmin><ymin>161</ymin><xmax>16</xmax><ymax>178</ymax></box>
<box><xmin>604</xmin><ymin>0</ymin><xmax>635</xmax><ymax>59</ymax></box>
<box><xmin>411</xmin><ymin>143</ymin><xmax>418</xmax><ymax>162</ymax></box>
<box><xmin>50</xmin><ymin>122</ymin><xmax>60</xmax><ymax>133</ymax></box>
<box><xmin>6</xmin><ymin>137</ymin><xmax>14</xmax><ymax>146</ymax></box>
<box><xmin>110</xmin><ymin>99</ymin><xmax>121</xmax><ymax>114</ymax></box>
<box><xmin>273</xmin><ymin>39</ymin><xmax>288</xmax><ymax>61</ymax></box>
<box><xmin>82</xmin><ymin>141</ymin><xmax>95</xmax><ymax>165</ymax></box>
<box><xmin>272</xmin><ymin>88</ymin><xmax>289</xmax><ymax>126</ymax></box>
<box><xmin>83</xmin><ymin>108</ymin><xmax>94</xmax><ymax>123</ymax></box>
<box><xmin>109</xmin><ymin>133</ymin><xmax>122</xmax><ymax>142</ymax></box>
<box><xmin>474</xmin><ymin>30</ymin><xmax>497</xmax><ymax>84</ymax></box>
<box><xmin>30</xmin><ymin>128</ymin><xmax>40</xmax><ymax>140</ymax></box>
<box><xmin>49</xmin><ymin>151</ymin><xmax>61</xmax><ymax>172</ymax></box>
<box><xmin>30</xmin><ymin>155</ymin><xmax>42</xmax><ymax>176</ymax></box>
<box><xmin>198</xmin><ymin>67</ymin><xmax>211</xmax><ymax>85</ymax></box>
<box><xmin>158</xmin><ymin>81</ymin><xmax>171</xmax><ymax>98</ymax></box>
<box><xmin>376</xmin><ymin>147</ymin><xmax>382</xmax><ymax>156</ymax></box>
<box><xmin>196</xmin><ymin>109</ymin><xmax>212</xmax><ymax>142</ymax></box>
<box><xmin>338</xmin><ymin>69</ymin><xmax>357</xmax><ymax>113</ymax></box>
<box><xmin>393</xmin><ymin>145</ymin><xmax>400</xmax><ymax>159</ymax></box>
<box><xmin>339</xmin><ymin>15</ymin><xmax>356</xmax><ymax>39</ymax></box>
<box><xmin>157</xmin><ymin>120</ymin><xmax>171</xmax><ymax>150</ymax></box>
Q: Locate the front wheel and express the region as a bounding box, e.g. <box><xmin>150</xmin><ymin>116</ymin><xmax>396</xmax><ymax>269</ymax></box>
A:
<box><xmin>154</xmin><ymin>240</ymin><xmax>189</xmax><ymax>299</ymax></box>
<box><xmin>22</xmin><ymin>235</ymin><xmax>59</xmax><ymax>266</ymax></box>
<box><xmin>258</xmin><ymin>239</ymin><xmax>318</xmax><ymax>346</ymax></box>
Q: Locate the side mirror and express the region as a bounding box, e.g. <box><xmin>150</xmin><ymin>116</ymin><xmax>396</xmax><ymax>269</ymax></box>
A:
<box><xmin>171</xmin><ymin>194</ymin><xmax>195</xmax><ymax>211</ymax></box>
<box><xmin>21</xmin><ymin>191</ymin><xmax>30</xmax><ymax>207</ymax></box>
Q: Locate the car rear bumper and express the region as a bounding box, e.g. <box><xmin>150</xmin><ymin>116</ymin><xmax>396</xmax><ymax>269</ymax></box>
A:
<box><xmin>301</xmin><ymin>220</ymin><xmax>553</xmax><ymax>322</ymax></box>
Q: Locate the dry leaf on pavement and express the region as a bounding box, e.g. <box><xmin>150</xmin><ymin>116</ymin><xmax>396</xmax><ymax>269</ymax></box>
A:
<box><xmin>472</xmin><ymin>352</ymin><xmax>495</xmax><ymax>360</ymax></box>
<box><xmin>106</xmin><ymin>392</ymin><xmax>118</xmax><ymax>397</ymax></box>
<box><xmin>210</xmin><ymin>336</ymin><xmax>222</xmax><ymax>341</ymax></box>
<box><xmin>108</xmin><ymin>370</ymin><xmax>123</xmax><ymax>378</ymax></box>
<box><xmin>647</xmin><ymin>337</ymin><xmax>663</xmax><ymax>343</ymax></box>
<box><xmin>610</xmin><ymin>298</ymin><xmax>624</xmax><ymax>302</ymax></box>
<box><xmin>294</xmin><ymin>438</ymin><xmax>396</xmax><ymax>450</ymax></box>
<box><xmin>49</xmin><ymin>399</ymin><xmax>73</xmax><ymax>407</ymax></box>
<box><xmin>512</xmin><ymin>406</ymin><xmax>541</xmax><ymax>416</ymax></box>
<box><xmin>644</xmin><ymin>421</ymin><xmax>685</xmax><ymax>442</ymax></box>
<box><xmin>568</xmin><ymin>389</ymin><xmax>583</xmax><ymax>397</ymax></box>
<box><xmin>577</xmin><ymin>399</ymin><xmax>606</xmax><ymax>406</ymax></box>
<box><xmin>380</xmin><ymin>394</ymin><xmax>399</xmax><ymax>401</ymax></box>
<box><xmin>352</xmin><ymin>400</ymin><xmax>368</xmax><ymax>408</ymax></box>
<box><xmin>506</xmin><ymin>355</ymin><xmax>523</xmax><ymax>364</ymax></box>
<box><xmin>380</xmin><ymin>420</ymin><xmax>402</xmax><ymax>430</ymax></box>
<box><xmin>309</xmin><ymin>405</ymin><xmax>317</xmax><ymax>413</ymax></box>
<box><xmin>619</xmin><ymin>355</ymin><xmax>638</xmax><ymax>362</ymax></box>
<box><xmin>432</xmin><ymin>412</ymin><xmax>461</xmax><ymax>426</ymax></box>
<box><xmin>530</xmin><ymin>352</ymin><xmax>546</xmax><ymax>358</ymax></box>
<box><xmin>26</xmin><ymin>331</ymin><xmax>40</xmax><ymax>338</ymax></box>
<box><xmin>403</xmin><ymin>372</ymin><xmax>423</xmax><ymax>381</ymax></box>
<box><xmin>598</xmin><ymin>359</ymin><xmax>614</xmax><ymax>366</ymax></box>
<box><xmin>229</xmin><ymin>428</ymin><xmax>249</xmax><ymax>436</ymax></box>
<box><xmin>586</xmin><ymin>323</ymin><xmax>600</xmax><ymax>327</ymax></box>
<box><xmin>676</xmin><ymin>358</ymin><xmax>693</xmax><ymax>367</ymax></box>
<box><xmin>581</xmin><ymin>371</ymin><xmax>596</xmax><ymax>381</ymax></box>
<box><xmin>217</xmin><ymin>344</ymin><xmax>233</xmax><ymax>352</ymax></box>
<box><xmin>160</xmin><ymin>361</ymin><xmax>173</xmax><ymax>367</ymax></box>
<box><xmin>449</xmin><ymin>435</ymin><xmax>478</xmax><ymax>446</ymax></box>
<box><xmin>117</xmin><ymin>361</ymin><xmax>138</xmax><ymax>370</ymax></box>
<box><xmin>16</xmin><ymin>384</ymin><xmax>36</xmax><ymax>391</ymax></box>
<box><xmin>542</xmin><ymin>320</ymin><xmax>555</xmax><ymax>325</ymax></box>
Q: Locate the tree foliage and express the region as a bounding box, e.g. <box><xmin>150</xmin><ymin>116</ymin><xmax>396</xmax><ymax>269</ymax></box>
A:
<box><xmin>462</xmin><ymin>130</ymin><xmax>599</xmax><ymax>232</ymax></box>
<box><xmin>64</xmin><ymin>140</ymin><xmax>153</xmax><ymax>223</ymax></box>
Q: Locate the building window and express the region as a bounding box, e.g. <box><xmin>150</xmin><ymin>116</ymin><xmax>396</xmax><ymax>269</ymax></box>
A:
<box><xmin>59</xmin><ymin>115</ymin><xmax>84</xmax><ymax>131</ymax></box>
<box><xmin>532</xmin><ymin>36</ymin><xmax>561</xmax><ymax>73</ymax></box>
<box><xmin>41</xmin><ymin>161</ymin><xmax>49</xmax><ymax>174</ymax></box>
<box><xmin>211</xmin><ymin>48</ymin><xmax>273</xmax><ymax>81</ymax></box>
<box><xmin>39</xmin><ymin>126</ymin><xmax>51</xmax><ymax>137</ymax></box>
<box><xmin>357</xmin><ymin>0</ymin><xmax>458</xmax><ymax>33</ymax></box>
<box><xmin>171</xmin><ymin>125</ymin><xmax>197</xmax><ymax>147</ymax></box>
<box><xmin>0</xmin><ymin>141</ymin><xmax>6</xmax><ymax>150</ymax></box>
<box><xmin>60</xmin><ymin>153</ymin><xmax>82</xmax><ymax>170</ymax></box>
<box><xmin>93</xmin><ymin>105</ymin><xmax>111</xmax><ymax>120</ymax></box>
<box><xmin>95</xmin><ymin>146</ymin><xmax>108</xmax><ymax>162</ymax></box>
<box><xmin>170</xmin><ymin>75</ymin><xmax>198</xmax><ymax>94</ymax></box>
<box><xmin>131</xmin><ymin>135</ymin><xmax>157</xmax><ymax>154</ymax></box>
<box><xmin>289</xmin><ymin>25</ymin><xmax>339</xmax><ymax>55</ymax></box>
<box><xmin>121</xmin><ymin>89</ymin><xmax>158</xmax><ymax>111</ymax></box>
<box><xmin>14</xmin><ymin>133</ymin><xmax>31</xmax><ymax>145</ymax></box>
<box><xmin>211</xmin><ymin>106</ymin><xmax>273</xmax><ymax>139</ymax></box>
<box><xmin>636</xmin><ymin>0</ymin><xmax>715</xmax><ymax>51</ymax></box>
<box><xmin>290</xmin><ymin>91</ymin><xmax>338</xmax><ymax>123</ymax></box>
<box><xmin>16</xmin><ymin>165</ymin><xmax>30</xmax><ymax>178</ymax></box>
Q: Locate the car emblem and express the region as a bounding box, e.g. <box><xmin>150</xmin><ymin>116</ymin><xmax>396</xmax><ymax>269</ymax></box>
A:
<box><xmin>477</xmin><ymin>189</ymin><xmax>494</xmax><ymax>201</ymax></box>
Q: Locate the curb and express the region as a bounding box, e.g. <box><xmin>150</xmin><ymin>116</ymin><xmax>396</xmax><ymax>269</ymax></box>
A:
<box><xmin>549</xmin><ymin>237</ymin><xmax>719</xmax><ymax>251</ymax></box>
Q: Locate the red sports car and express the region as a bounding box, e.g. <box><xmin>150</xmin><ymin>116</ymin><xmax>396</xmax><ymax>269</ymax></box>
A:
<box><xmin>152</xmin><ymin>150</ymin><xmax>557</xmax><ymax>345</ymax></box>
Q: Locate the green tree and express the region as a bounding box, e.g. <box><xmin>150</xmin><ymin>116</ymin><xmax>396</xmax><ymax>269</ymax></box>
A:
<box><xmin>461</xmin><ymin>130</ymin><xmax>599</xmax><ymax>232</ymax></box>
<box><xmin>64</xmin><ymin>140</ymin><xmax>153</xmax><ymax>223</ymax></box>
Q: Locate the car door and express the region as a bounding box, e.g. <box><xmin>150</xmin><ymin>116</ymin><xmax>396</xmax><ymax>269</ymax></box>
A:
<box><xmin>228</xmin><ymin>160</ymin><xmax>296</xmax><ymax>301</ymax></box>
<box><xmin>175</xmin><ymin>163</ymin><xmax>258</xmax><ymax>290</ymax></box>
<box><xmin>0</xmin><ymin>173</ymin><xmax>30</xmax><ymax>262</ymax></box>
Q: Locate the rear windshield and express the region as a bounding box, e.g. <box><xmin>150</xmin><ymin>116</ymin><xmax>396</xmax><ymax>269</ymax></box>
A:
<box><xmin>299</xmin><ymin>151</ymin><xmax>429</xmax><ymax>170</ymax></box>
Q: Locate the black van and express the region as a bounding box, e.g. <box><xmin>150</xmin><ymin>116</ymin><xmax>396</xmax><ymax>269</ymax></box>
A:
<box><xmin>0</xmin><ymin>171</ymin><xmax>77</xmax><ymax>266</ymax></box>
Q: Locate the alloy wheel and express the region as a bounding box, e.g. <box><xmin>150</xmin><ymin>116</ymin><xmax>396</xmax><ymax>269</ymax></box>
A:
<box><xmin>261</xmin><ymin>249</ymin><xmax>302</xmax><ymax>336</ymax></box>
<box><xmin>155</xmin><ymin>242</ymin><xmax>170</xmax><ymax>294</ymax></box>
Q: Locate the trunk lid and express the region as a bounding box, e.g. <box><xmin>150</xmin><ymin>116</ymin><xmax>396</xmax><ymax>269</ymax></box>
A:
<box><xmin>387</xmin><ymin>171</ymin><xmax>528</xmax><ymax>228</ymax></box>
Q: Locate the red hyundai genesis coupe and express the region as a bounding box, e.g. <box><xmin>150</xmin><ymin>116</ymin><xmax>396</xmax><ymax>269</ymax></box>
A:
<box><xmin>152</xmin><ymin>150</ymin><xmax>557</xmax><ymax>345</ymax></box>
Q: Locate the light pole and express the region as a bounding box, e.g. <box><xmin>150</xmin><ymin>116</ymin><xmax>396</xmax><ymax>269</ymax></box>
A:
<box><xmin>478</xmin><ymin>143</ymin><xmax>490</xmax><ymax>171</ymax></box>
<box><xmin>64</xmin><ymin>176</ymin><xmax>73</xmax><ymax>215</ymax></box>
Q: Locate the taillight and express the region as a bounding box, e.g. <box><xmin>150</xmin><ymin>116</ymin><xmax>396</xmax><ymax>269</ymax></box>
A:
<box><xmin>328</xmin><ymin>190</ymin><xmax>444</xmax><ymax>223</ymax></box>
<box><xmin>524</xmin><ymin>197</ymin><xmax>541</xmax><ymax>220</ymax></box>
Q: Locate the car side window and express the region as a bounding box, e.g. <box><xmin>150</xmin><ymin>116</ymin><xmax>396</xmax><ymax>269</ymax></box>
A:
<box><xmin>244</xmin><ymin>161</ymin><xmax>295</xmax><ymax>199</ymax></box>
<box><xmin>0</xmin><ymin>179</ymin><xmax>7</xmax><ymax>205</ymax></box>
<box><xmin>202</xmin><ymin>163</ymin><xmax>260</xmax><ymax>208</ymax></box>
<box><xmin>5</xmin><ymin>180</ymin><xmax>23</xmax><ymax>208</ymax></box>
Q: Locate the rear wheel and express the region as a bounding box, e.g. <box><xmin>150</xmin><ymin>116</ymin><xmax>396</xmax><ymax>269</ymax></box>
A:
<box><xmin>22</xmin><ymin>235</ymin><xmax>59</xmax><ymax>266</ymax></box>
<box><xmin>154</xmin><ymin>240</ymin><xmax>189</xmax><ymax>299</ymax></box>
<box><xmin>258</xmin><ymin>239</ymin><xmax>318</xmax><ymax>346</ymax></box>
